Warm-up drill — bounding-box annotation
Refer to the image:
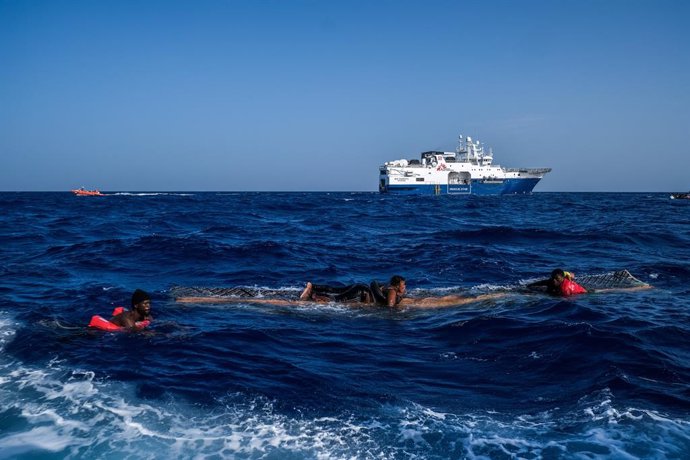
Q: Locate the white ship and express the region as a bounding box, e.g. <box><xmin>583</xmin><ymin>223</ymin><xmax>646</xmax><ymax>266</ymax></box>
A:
<box><xmin>379</xmin><ymin>135</ymin><xmax>551</xmax><ymax>195</ymax></box>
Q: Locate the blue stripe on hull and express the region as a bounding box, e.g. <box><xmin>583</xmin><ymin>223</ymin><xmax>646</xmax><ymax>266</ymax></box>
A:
<box><xmin>381</xmin><ymin>178</ymin><xmax>541</xmax><ymax>195</ymax></box>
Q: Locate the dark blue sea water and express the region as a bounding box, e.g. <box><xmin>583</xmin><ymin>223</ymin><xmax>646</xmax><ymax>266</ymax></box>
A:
<box><xmin>1</xmin><ymin>192</ymin><xmax>689</xmax><ymax>459</ymax></box>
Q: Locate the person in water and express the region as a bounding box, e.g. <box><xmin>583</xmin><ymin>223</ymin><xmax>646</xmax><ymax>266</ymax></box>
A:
<box><xmin>109</xmin><ymin>289</ymin><xmax>153</xmax><ymax>329</ymax></box>
<box><xmin>527</xmin><ymin>269</ymin><xmax>587</xmax><ymax>296</ymax></box>
<box><xmin>299</xmin><ymin>275</ymin><xmax>407</xmax><ymax>307</ymax></box>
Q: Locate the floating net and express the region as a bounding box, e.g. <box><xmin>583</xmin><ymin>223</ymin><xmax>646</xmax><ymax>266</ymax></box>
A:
<box><xmin>575</xmin><ymin>270</ymin><xmax>649</xmax><ymax>290</ymax></box>
<box><xmin>170</xmin><ymin>286</ymin><xmax>294</xmax><ymax>299</ymax></box>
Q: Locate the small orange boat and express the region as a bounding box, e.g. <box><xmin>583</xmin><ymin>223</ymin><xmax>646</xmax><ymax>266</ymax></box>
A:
<box><xmin>72</xmin><ymin>188</ymin><xmax>104</xmax><ymax>196</ymax></box>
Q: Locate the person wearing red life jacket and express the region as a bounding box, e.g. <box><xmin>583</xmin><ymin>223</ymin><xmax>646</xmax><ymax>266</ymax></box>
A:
<box><xmin>559</xmin><ymin>274</ymin><xmax>588</xmax><ymax>296</ymax></box>
<box><xmin>109</xmin><ymin>289</ymin><xmax>153</xmax><ymax>329</ymax></box>
<box><xmin>527</xmin><ymin>269</ymin><xmax>588</xmax><ymax>296</ymax></box>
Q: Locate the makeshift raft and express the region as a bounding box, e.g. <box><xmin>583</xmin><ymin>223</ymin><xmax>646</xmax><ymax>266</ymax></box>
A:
<box><xmin>172</xmin><ymin>270</ymin><xmax>650</xmax><ymax>301</ymax></box>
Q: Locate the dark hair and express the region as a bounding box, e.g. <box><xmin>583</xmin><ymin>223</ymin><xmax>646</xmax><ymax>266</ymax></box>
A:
<box><xmin>131</xmin><ymin>289</ymin><xmax>151</xmax><ymax>307</ymax></box>
<box><xmin>389</xmin><ymin>275</ymin><xmax>405</xmax><ymax>287</ymax></box>
<box><xmin>550</xmin><ymin>269</ymin><xmax>565</xmax><ymax>279</ymax></box>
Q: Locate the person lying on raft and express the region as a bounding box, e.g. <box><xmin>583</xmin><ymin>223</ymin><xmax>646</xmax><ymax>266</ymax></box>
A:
<box><xmin>526</xmin><ymin>269</ymin><xmax>651</xmax><ymax>297</ymax></box>
<box><xmin>299</xmin><ymin>275</ymin><xmax>407</xmax><ymax>307</ymax></box>
<box><xmin>526</xmin><ymin>269</ymin><xmax>586</xmax><ymax>296</ymax></box>
<box><xmin>176</xmin><ymin>276</ymin><xmax>506</xmax><ymax>309</ymax></box>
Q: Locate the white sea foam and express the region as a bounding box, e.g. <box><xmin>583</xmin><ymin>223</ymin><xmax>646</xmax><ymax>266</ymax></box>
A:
<box><xmin>0</xmin><ymin>313</ymin><xmax>17</xmax><ymax>349</ymax></box>
<box><xmin>0</xmin><ymin>426</ymin><xmax>75</xmax><ymax>457</ymax></box>
<box><xmin>439</xmin><ymin>351</ymin><xmax>458</xmax><ymax>361</ymax></box>
<box><xmin>3</xmin><ymin>371</ymin><xmax>689</xmax><ymax>459</ymax></box>
<box><xmin>469</xmin><ymin>282</ymin><xmax>516</xmax><ymax>292</ymax></box>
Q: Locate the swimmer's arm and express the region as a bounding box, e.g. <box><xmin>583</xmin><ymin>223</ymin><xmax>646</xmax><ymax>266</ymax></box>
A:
<box><xmin>525</xmin><ymin>279</ymin><xmax>551</xmax><ymax>291</ymax></box>
<box><xmin>122</xmin><ymin>316</ymin><xmax>138</xmax><ymax>329</ymax></box>
<box><xmin>387</xmin><ymin>288</ymin><xmax>397</xmax><ymax>307</ymax></box>
<box><xmin>526</xmin><ymin>279</ymin><xmax>549</xmax><ymax>288</ymax></box>
<box><xmin>109</xmin><ymin>312</ymin><xmax>141</xmax><ymax>330</ymax></box>
<box><xmin>108</xmin><ymin>313</ymin><xmax>127</xmax><ymax>327</ymax></box>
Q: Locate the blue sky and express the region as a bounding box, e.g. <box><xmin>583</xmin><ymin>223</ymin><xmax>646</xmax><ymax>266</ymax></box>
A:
<box><xmin>1</xmin><ymin>0</ymin><xmax>688</xmax><ymax>191</ymax></box>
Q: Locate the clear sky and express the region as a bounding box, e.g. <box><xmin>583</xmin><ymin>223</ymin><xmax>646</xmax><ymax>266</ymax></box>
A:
<box><xmin>1</xmin><ymin>0</ymin><xmax>688</xmax><ymax>192</ymax></box>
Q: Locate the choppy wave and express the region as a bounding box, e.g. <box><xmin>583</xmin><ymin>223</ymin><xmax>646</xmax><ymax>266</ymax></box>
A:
<box><xmin>2</xmin><ymin>310</ymin><xmax>688</xmax><ymax>460</ymax></box>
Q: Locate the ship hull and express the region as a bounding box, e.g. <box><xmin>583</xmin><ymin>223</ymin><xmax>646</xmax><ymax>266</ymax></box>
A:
<box><xmin>380</xmin><ymin>178</ymin><xmax>542</xmax><ymax>195</ymax></box>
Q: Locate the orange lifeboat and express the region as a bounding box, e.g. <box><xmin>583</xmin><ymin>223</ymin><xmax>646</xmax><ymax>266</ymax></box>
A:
<box><xmin>72</xmin><ymin>188</ymin><xmax>104</xmax><ymax>196</ymax></box>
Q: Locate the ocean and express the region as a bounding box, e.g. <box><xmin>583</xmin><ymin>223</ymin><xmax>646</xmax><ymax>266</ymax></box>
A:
<box><xmin>0</xmin><ymin>192</ymin><xmax>688</xmax><ymax>459</ymax></box>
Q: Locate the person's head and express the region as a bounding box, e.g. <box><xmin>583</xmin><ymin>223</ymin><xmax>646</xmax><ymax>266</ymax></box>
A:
<box><xmin>390</xmin><ymin>275</ymin><xmax>406</xmax><ymax>294</ymax></box>
<box><xmin>550</xmin><ymin>269</ymin><xmax>566</xmax><ymax>285</ymax></box>
<box><xmin>131</xmin><ymin>289</ymin><xmax>152</xmax><ymax>316</ymax></box>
